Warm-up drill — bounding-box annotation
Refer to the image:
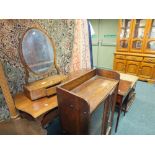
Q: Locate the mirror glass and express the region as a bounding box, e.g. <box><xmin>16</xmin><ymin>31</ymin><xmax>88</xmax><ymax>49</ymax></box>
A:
<box><xmin>22</xmin><ymin>28</ymin><xmax>54</xmax><ymax>74</ymax></box>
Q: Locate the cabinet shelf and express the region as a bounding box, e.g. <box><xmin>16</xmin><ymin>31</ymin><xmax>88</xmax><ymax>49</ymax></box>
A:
<box><xmin>135</xmin><ymin>26</ymin><xmax>145</xmax><ymax>28</ymax></box>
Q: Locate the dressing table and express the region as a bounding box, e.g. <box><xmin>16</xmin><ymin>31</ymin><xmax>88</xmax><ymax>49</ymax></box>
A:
<box><xmin>14</xmin><ymin>69</ymin><xmax>92</xmax><ymax>126</ymax></box>
<box><xmin>14</xmin><ymin>28</ymin><xmax>66</xmax><ymax>126</ymax></box>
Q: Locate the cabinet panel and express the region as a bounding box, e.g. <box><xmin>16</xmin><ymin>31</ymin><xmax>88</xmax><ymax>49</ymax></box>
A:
<box><xmin>152</xmin><ymin>68</ymin><xmax>155</xmax><ymax>79</ymax></box>
<box><xmin>117</xmin><ymin>19</ymin><xmax>132</xmax><ymax>51</ymax></box>
<box><xmin>126</xmin><ymin>61</ymin><xmax>140</xmax><ymax>75</ymax></box>
<box><xmin>113</xmin><ymin>59</ymin><xmax>126</xmax><ymax>72</ymax></box>
<box><xmin>130</xmin><ymin>19</ymin><xmax>149</xmax><ymax>52</ymax></box>
<box><xmin>126</xmin><ymin>56</ymin><xmax>143</xmax><ymax>61</ymax></box>
<box><xmin>139</xmin><ymin>62</ymin><xmax>154</xmax><ymax>79</ymax></box>
<box><xmin>144</xmin><ymin>19</ymin><xmax>155</xmax><ymax>53</ymax></box>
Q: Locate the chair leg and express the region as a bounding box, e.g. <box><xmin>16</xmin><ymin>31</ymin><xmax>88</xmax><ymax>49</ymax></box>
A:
<box><xmin>115</xmin><ymin>104</ymin><xmax>122</xmax><ymax>133</ymax></box>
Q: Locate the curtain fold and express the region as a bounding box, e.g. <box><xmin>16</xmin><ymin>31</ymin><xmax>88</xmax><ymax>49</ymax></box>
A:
<box><xmin>88</xmin><ymin>20</ymin><xmax>93</xmax><ymax>68</ymax></box>
<box><xmin>69</xmin><ymin>19</ymin><xmax>91</xmax><ymax>72</ymax></box>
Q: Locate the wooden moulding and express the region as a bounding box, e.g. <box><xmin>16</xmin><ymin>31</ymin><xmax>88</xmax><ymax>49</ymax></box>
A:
<box><xmin>114</xmin><ymin>51</ymin><xmax>155</xmax><ymax>58</ymax></box>
<box><xmin>0</xmin><ymin>62</ymin><xmax>19</xmax><ymax>119</ymax></box>
<box><xmin>57</xmin><ymin>69</ymin><xmax>120</xmax><ymax>135</ymax></box>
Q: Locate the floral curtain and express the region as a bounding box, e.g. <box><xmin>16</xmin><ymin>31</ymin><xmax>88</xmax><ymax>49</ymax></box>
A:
<box><xmin>70</xmin><ymin>19</ymin><xmax>91</xmax><ymax>72</ymax></box>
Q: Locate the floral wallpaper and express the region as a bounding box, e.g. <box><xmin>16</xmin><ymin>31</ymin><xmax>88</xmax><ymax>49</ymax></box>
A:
<box><xmin>0</xmin><ymin>19</ymin><xmax>75</xmax><ymax>121</ymax></box>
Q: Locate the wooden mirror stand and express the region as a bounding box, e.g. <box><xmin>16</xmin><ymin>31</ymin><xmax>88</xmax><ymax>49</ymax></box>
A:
<box><xmin>19</xmin><ymin>28</ymin><xmax>67</xmax><ymax>100</ymax></box>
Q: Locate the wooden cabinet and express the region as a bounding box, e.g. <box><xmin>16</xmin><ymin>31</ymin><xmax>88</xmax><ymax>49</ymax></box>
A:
<box><xmin>126</xmin><ymin>61</ymin><xmax>140</xmax><ymax>75</ymax></box>
<box><xmin>113</xmin><ymin>19</ymin><xmax>155</xmax><ymax>83</ymax></box>
<box><xmin>113</xmin><ymin>59</ymin><xmax>126</xmax><ymax>72</ymax></box>
<box><xmin>139</xmin><ymin>62</ymin><xmax>155</xmax><ymax>79</ymax></box>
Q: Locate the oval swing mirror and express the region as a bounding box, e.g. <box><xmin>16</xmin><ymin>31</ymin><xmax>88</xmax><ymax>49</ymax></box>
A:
<box><xmin>21</xmin><ymin>28</ymin><xmax>55</xmax><ymax>75</ymax></box>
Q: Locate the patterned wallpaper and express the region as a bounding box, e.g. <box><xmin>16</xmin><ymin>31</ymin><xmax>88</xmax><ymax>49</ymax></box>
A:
<box><xmin>0</xmin><ymin>19</ymin><xmax>75</xmax><ymax>121</ymax></box>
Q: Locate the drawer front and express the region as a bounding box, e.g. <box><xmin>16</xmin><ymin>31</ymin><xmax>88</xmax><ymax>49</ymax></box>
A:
<box><xmin>126</xmin><ymin>56</ymin><xmax>143</xmax><ymax>61</ymax></box>
<box><xmin>115</xmin><ymin>55</ymin><xmax>126</xmax><ymax>59</ymax></box>
<box><xmin>46</xmin><ymin>86</ymin><xmax>56</xmax><ymax>96</ymax></box>
<box><xmin>143</xmin><ymin>57</ymin><xmax>155</xmax><ymax>63</ymax></box>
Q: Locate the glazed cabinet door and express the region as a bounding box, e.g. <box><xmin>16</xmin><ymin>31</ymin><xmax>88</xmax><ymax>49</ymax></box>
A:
<box><xmin>139</xmin><ymin>62</ymin><xmax>154</xmax><ymax>79</ymax></box>
<box><xmin>117</xmin><ymin>19</ymin><xmax>132</xmax><ymax>52</ymax></box>
<box><xmin>130</xmin><ymin>19</ymin><xmax>149</xmax><ymax>52</ymax></box>
<box><xmin>144</xmin><ymin>19</ymin><xmax>155</xmax><ymax>54</ymax></box>
<box><xmin>126</xmin><ymin>61</ymin><xmax>140</xmax><ymax>75</ymax></box>
<box><xmin>113</xmin><ymin>59</ymin><xmax>126</xmax><ymax>72</ymax></box>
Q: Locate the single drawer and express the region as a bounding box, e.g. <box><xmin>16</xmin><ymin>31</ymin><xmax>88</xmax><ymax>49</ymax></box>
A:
<box><xmin>126</xmin><ymin>56</ymin><xmax>143</xmax><ymax>61</ymax></box>
<box><xmin>143</xmin><ymin>57</ymin><xmax>155</xmax><ymax>63</ymax></box>
<box><xmin>46</xmin><ymin>86</ymin><xmax>57</xmax><ymax>96</ymax></box>
<box><xmin>115</xmin><ymin>55</ymin><xmax>126</xmax><ymax>59</ymax></box>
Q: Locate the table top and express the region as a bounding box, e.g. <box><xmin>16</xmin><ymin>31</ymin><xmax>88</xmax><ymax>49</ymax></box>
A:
<box><xmin>14</xmin><ymin>94</ymin><xmax>58</xmax><ymax>118</ymax></box>
<box><xmin>71</xmin><ymin>75</ymin><xmax>118</xmax><ymax>113</ymax></box>
<box><xmin>118</xmin><ymin>80</ymin><xmax>132</xmax><ymax>97</ymax></box>
<box><xmin>119</xmin><ymin>73</ymin><xmax>138</xmax><ymax>88</ymax></box>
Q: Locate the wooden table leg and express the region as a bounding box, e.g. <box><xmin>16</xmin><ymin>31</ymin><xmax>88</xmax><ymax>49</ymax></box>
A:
<box><xmin>115</xmin><ymin>101</ymin><xmax>122</xmax><ymax>133</ymax></box>
<box><xmin>123</xmin><ymin>93</ymin><xmax>130</xmax><ymax>116</ymax></box>
<box><xmin>111</xmin><ymin>86</ymin><xmax>118</xmax><ymax>131</ymax></box>
<box><xmin>101</xmin><ymin>96</ymin><xmax>109</xmax><ymax>135</ymax></box>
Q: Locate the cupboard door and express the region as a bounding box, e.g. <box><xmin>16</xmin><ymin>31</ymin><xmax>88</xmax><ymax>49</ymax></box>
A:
<box><xmin>126</xmin><ymin>61</ymin><xmax>140</xmax><ymax>75</ymax></box>
<box><xmin>144</xmin><ymin>19</ymin><xmax>155</xmax><ymax>54</ymax></box>
<box><xmin>113</xmin><ymin>59</ymin><xmax>126</xmax><ymax>72</ymax></box>
<box><xmin>117</xmin><ymin>19</ymin><xmax>132</xmax><ymax>51</ymax></box>
<box><xmin>139</xmin><ymin>62</ymin><xmax>154</xmax><ymax>79</ymax></box>
<box><xmin>152</xmin><ymin>68</ymin><xmax>155</xmax><ymax>79</ymax></box>
<box><xmin>97</xmin><ymin>19</ymin><xmax>118</xmax><ymax>69</ymax></box>
<box><xmin>90</xmin><ymin>19</ymin><xmax>100</xmax><ymax>68</ymax></box>
<box><xmin>90</xmin><ymin>19</ymin><xmax>118</xmax><ymax>69</ymax></box>
<box><xmin>130</xmin><ymin>19</ymin><xmax>149</xmax><ymax>52</ymax></box>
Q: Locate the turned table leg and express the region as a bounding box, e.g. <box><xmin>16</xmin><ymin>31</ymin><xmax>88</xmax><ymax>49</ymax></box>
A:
<box><xmin>115</xmin><ymin>99</ymin><xmax>123</xmax><ymax>133</ymax></box>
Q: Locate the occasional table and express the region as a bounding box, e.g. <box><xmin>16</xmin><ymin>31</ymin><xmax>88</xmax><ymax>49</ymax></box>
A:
<box><xmin>115</xmin><ymin>73</ymin><xmax>138</xmax><ymax>132</ymax></box>
<box><xmin>115</xmin><ymin>80</ymin><xmax>132</xmax><ymax>132</ymax></box>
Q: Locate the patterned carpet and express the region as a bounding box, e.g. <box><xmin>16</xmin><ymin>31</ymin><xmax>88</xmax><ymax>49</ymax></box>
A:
<box><xmin>46</xmin><ymin>81</ymin><xmax>155</xmax><ymax>135</ymax></box>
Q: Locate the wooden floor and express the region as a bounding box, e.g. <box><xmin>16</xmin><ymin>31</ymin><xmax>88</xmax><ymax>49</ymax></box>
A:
<box><xmin>0</xmin><ymin>118</ymin><xmax>46</xmax><ymax>135</ymax></box>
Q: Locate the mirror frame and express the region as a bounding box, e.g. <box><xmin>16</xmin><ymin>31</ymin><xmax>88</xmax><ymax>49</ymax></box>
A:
<box><xmin>19</xmin><ymin>27</ymin><xmax>60</xmax><ymax>77</ymax></box>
